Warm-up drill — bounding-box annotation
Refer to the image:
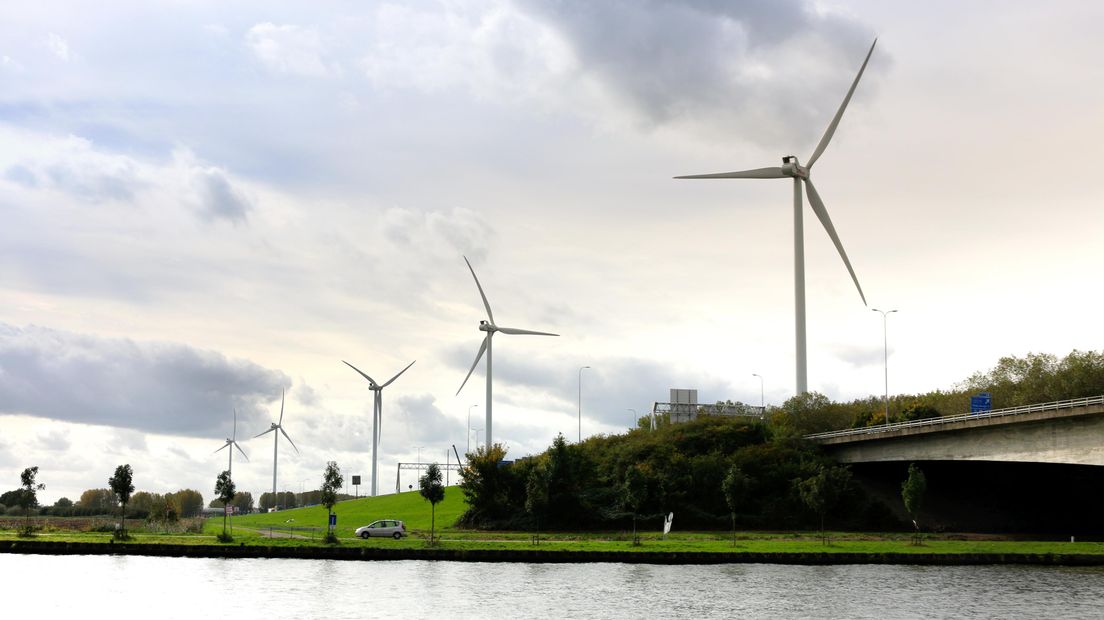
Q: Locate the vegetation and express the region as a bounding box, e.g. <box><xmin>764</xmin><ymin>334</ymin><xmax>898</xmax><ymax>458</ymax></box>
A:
<box><xmin>795</xmin><ymin>465</ymin><xmax>853</xmax><ymax>543</ymax></box>
<box><xmin>418</xmin><ymin>463</ymin><xmax>445</xmax><ymax>544</ymax></box>
<box><xmin>18</xmin><ymin>466</ymin><xmax>46</xmax><ymax>536</ymax></box>
<box><xmin>108</xmin><ymin>464</ymin><xmax>134</xmax><ymax>539</ymax></box>
<box><xmin>320</xmin><ymin>461</ymin><xmax>343</xmax><ymax>544</ymax></box>
<box><xmin>722</xmin><ymin>465</ymin><xmax>751</xmax><ymax>546</ymax></box>
<box><xmin>622</xmin><ymin>465</ymin><xmax>646</xmax><ymax>544</ymax></box>
<box><xmin>214</xmin><ymin>470</ymin><xmax>235</xmax><ymax>541</ymax></box>
<box><xmin>901</xmin><ymin>463</ymin><xmax>927</xmax><ymax>536</ymax></box>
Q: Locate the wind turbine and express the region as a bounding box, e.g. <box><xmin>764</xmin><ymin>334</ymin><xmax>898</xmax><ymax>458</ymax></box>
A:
<box><xmin>214</xmin><ymin>408</ymin><xmax>249</xmax><ymax>476</ymax></box>
<box><xmin>254</xmin><ymin>389</ymin><xmax>299</xmax><ymax>509</ymax></box>
<box><xmin>676</xmin><ymin>39</ymin><xmax>877</xmax><ymax>396</ymax></box>
<box><xmin>456</xmin><ymin>256</ymin><xmax>559</xmax><ymax>448</ymax></box>
<box><xmin>342</xmin><ymin>359</ymin><xmax>416</xmax><ymax>497</ymax></box>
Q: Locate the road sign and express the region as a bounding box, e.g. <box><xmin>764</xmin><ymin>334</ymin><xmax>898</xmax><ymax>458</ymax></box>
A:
<box><xmin>970</xmin><ymin>392</ymin><xmax>992</xmax><ymax>413</ymax></box>
<box><xmin>352</xmin><ymin>475</ymin><xmax>361</xmax><ymax>486</ymax></box>
<box><xmin>329</xmin><ymin>513</ymin><xmax>337</xmax><ymax>526</ymax></box>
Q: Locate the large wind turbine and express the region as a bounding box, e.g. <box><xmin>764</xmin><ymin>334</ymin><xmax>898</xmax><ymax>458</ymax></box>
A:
<box><xmin>214</xmin><ymin>408</ymin><xmax>249</xmax><ymax>476</ymax></box>
<box><xmin>456</xmin><ymin>256</ymin><xmax>559</xmax><ymax>449</ymax></box>
<box><xmin>342</xmin><ymin>359</ymin><xmax>415</xmax><ymax>497</ymax></box>
<box><xmin>676</xmin><ymin>39</ymin><xmax>877</xmax><ymax>396</ymax></box>
<box><xmin>254</xmin><ymin>390</ymin><xmax>299</xmax><ymax>508</ymax></box>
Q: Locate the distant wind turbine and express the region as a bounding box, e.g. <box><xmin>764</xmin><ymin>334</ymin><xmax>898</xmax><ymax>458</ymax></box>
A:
<box><xmin>676</xmin><ymin>39</ymin><xmax>878</xmax><ymax>396</ymax></box>
<box><xmin>214</xmin><ymin>408</ymin><xmax>248</xmax><ymax>476</ymax></box>
<box><xmin>254</xmin><ymin>389</ymin><xmax>299</xmax><ymax>508</ymax></box>
<box><xmin>343</xmin><ymin>359</ymin><xmax>416</xmax><ymax>497</ymax></box>
<box><xmin>456</xmin><ymin>256</ymin><xmax>559</xmax><ymax>448</ymax></box>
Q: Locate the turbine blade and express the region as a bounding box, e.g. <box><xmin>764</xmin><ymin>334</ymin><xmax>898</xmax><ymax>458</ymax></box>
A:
<box><xmin>806</xmin><ymin>39</ymin><xmax>877</xmax><ymax>169</ymax></box>
<box><xmin>497</xmin><ymin>326</ymin><xmax>560</xmax><ymax>336</ymax></box>
<box><xmin>381</xmin><ymin>360</ymin><xmax>416</xmax><ymax>388</ymax></box>
<box><xmin>463</xmin><ymin>256</ymin><xmax>495</xmax><ymax>324</ymax></box>
<box><xmin>375</xmin><ymin>392</ymin><xmax>382</xmax><ymax>447</ymax></box>
<box><xmin>253</xmin><ymin>428</ymin><xmax>275</xmax><ymax>439</ymax></box>
<box><xmin>804</xmin><ymin>178</ymin><xmax>867</xmax><ymax>305</ymax></box>
<box><xmin>342</xmin><ymin>360</ymin><xmax>379</xmax><ymax>387</ymax></box>
<box><xmin>233</xmin><ymin>408</ymin><xmax>238</xmax><ymax>440</ymax></box>
<box><xmin>214</xmin><ymin>443</ymin><xmax>229</xmax><ymax>454</ymax></box>
<box><xmin>233</xmin><ymin>441</ymin><xmax>249</xmax><ymax>462</ymax></box>
<box><xmin>280</xmin><ymin>427</ymin><xmax>300</xmax><ymax>455</ymax></box>
<box><xmin>675</xmin><ymin>167</ymin><xmax>786</xmax><ymax>180</ymax></box>
<box><xmin>456</xmin><ymin>335</ymin><xmax>489</xmax><ymax>396</ymax></box>
<box><xmin>279</xmin><ymin>389</ymin><xmax>285</xmax><ymax>425</ymax></box>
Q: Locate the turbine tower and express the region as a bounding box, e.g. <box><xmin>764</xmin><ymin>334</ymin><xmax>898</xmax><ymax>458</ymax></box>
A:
<box><xmin>213</xmin><ymin>408</ymin><xmax>248</xmax><ymax>476</ymax></box>
<box><xmin>254</xmin><ymin>390</ymin><xmax>299</xmax><ymax>509</ymax></box>
<box><xmin>676</xmin><ymin>39</ymin><xmax>877</xmax><ymax>395</ymax></box>
<box><xmin>456</xmin><ymin>256</ymin><xmax>559</xmax><ymax>448</ymax></box>
<box><xmin>342</xmin><ymin>359</ymin><xmax>416</xmax><ymax>497</ymax></box>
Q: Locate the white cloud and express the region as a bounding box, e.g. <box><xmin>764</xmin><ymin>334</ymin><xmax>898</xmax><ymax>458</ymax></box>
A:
<box><xmin>246</xmin><ymin>22</ymin><xmax>337</xmax><ymax>77</ymax></box>
<box><xmin>45</xmin><ymin>33</ymin><xmax>70</xmax><ymax>61</ymax></box>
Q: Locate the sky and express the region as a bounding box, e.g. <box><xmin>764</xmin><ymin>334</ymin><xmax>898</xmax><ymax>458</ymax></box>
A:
<box><xmin>2</xmin><ymin>0</ymin><xmax>1102</xmax><ymax>504</ymax></box>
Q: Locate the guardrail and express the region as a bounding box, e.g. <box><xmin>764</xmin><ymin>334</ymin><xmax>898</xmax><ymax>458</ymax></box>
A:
<box><xmin>805</xmin><ymin>394</ymin><xmax>1104</xmax><ymax>441</ymax></box>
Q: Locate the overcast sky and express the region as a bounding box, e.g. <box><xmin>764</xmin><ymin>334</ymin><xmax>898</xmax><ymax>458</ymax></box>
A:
<box><xmin>2</xmin><ymin>1</ymin><xmax>1102</xmax><ymax>503</ymax></box>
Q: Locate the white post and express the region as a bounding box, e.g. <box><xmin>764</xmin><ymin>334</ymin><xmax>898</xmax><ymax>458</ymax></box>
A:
<box><xmin>578</xmin><ymin>366</ymin><xmax>591</xmax><ymax>442</ymax></box>
<box><xmin>873</xmin><ymin>308</ymin><xmax>898</xmax><ymax>427</ymax></box>
<box><xmin>793</xmin><ymin>177</ymin><xmax>807</xmax><ymax>396</ymax></box>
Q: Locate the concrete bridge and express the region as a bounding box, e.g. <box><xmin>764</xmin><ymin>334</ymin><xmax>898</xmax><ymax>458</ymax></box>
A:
<box><xmin>807</xmin><ymin>395</ymin><xmax>1104</xmax><ymax>466</ymax></box>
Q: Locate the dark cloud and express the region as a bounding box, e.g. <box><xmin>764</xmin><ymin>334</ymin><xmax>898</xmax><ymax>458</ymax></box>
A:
<box><xmin>512</xmin><ymin>0</ymin><xmax>877</xmax><ymax>145</ymax></box>
<box><xmin>0</xmin><ymin>322</ymin><xmax>290</xmax><ymax>438</ymax></box>
<box><xmin>393</xmin><ymin>393</ymin><xmax>458</xmax><ymax>445</ymax></box>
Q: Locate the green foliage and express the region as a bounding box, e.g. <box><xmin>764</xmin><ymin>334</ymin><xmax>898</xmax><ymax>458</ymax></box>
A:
<box><xmin>320</xmin><ymin>461</ymin><xmax>343</xmax><ymax>537</ymax></box>
<box><xmin>524</xmin><ymin>461</ymin><xmax>550</xmax><ymax>539</ymax></box>
<box><xmin>622</xmin><ymin>465</ymin><xmax>647</xmax><ymax>540</ymax></box>
<box><xmin>796</xmin><ymin>465</ymin><xmax>853</xmax><ymax>537</ymax></box>
<box><xmin>214</xmin><ymin>470</ymin><xmax>235</xmax><ymax>538</ymax></box>
<box><xmin>108</xmin><ymin>464</ymin><xmax>135</xmax><ymax>536</ymax></box>
<box><xmin>170</xmin><ymin>489</ymin><xmax>204</xmax><ymax>518</ymax></box>
<box><xmin>457</xmin><ymin>443</ymin><xmax>516</xmax><ymax>528</ymax></box>
<box><xmin>419</xmin><ymin>463</ymin><xmax>445</xmax><ymax>543</ymax></box>
<box><xmin>259</xmin><ymin>491</ymin><xmax>298</xmax><ymax>511</ymax></box>
<box><xmin>77</xmin><ymin>488</ymin><xmax>116</xmax><ymax>513</ymax></box>
<box><xmin>722</xmin><ymin>465</ymin><xmax>751</xmax><ymax>545</ymax></box>
<box><xmin>231</xmin><ymin>491</ymin><xmax>254</xmax><ymax>514</ymax></box>
<box><xmin>901</xmin><ymin>463</ymin><xmax>927</xmax><ymax>530</ymax></box>
<box><xmin>18</xmin><ymin>466</ymin><xmax>46</xmax><ymax>535</ymax></box>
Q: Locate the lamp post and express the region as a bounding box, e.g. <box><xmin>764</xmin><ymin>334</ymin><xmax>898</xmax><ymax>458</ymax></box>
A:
<box><xmin>872</xmin><ymin>308</ymin><xmax>898</xmax><ymax>428</ymax></box>
<box><xmin>467</xmin><ymin>404</ymin><xmax>479</xmax><ymax>454</ymax></box>
<box><xmin>751</xmin><ymin>373</ymin><xmax>764</xmax><ymax>413</ymax></box>
<box><xmin>578</xmin><ymin>366</ymin><xmax>591</xmax><ymax>443</ymax></box>
<box><xmin>473</xmin><ymin>428</ymin><xmax>484</xmax><ymax>449</ymax></box>
<box><xmin>415</xmin><ymin>446</ymin><xmax>425</xmax><ymax>464</ymax></box>
<box><xmin>627</xmin><ymin>408</ymin><xmax>637</xmax><ymax>429</ymax></box>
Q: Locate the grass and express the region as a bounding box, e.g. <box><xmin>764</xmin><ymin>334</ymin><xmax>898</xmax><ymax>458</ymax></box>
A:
<box><xmin>5</xmin><ymin>491</ymin><xmax>1104</xmax><ymax>557</ymax></box>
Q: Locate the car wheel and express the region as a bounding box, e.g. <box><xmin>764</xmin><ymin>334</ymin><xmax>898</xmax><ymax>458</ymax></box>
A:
<box><xmin>361</xmin><ymin>531</ymin><xmax>370</xmax><ymax>539</ymax></box>
<box><xmin>392</xmin><ymin>532</ymin><xmax>402</xmax><ymax>540</ymax></box>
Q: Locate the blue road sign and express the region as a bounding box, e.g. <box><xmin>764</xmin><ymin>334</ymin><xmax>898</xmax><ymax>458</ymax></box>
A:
<box><xmin>329</xmin><ymin>513</ymin><xmax>337</xmax><ymax>527</ymax></box>
<box><xmin>970</xmin><ymin>392</ymin><xmax>992</xmax><ymax>413</ymax></box>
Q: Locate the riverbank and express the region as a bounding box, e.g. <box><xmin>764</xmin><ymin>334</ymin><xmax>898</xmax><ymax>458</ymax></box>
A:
<box><xmin>4</xmin><ymin>537</ymin><xmax>1104</xmax><ymax>565</ymax></box>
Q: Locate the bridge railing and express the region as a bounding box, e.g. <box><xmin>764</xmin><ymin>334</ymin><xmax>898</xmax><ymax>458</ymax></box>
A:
<box><xmin>805</xmin><ymin>394</ymin><xmax>1104</xmax><ymax>440</ymax></box>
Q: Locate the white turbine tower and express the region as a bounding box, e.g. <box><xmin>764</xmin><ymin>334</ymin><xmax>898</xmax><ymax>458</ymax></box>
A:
<box><xmin>213</xmin><ymin>408</ymin><xmax>249</xmax><ymax>475</ymax></box>
<box><xmin>456</xmin><ymin>256</ymin><xmax>559</xmax><ymax>449</ymax></box>
<box><xmin>342</xmin><ymin>359</ymin><xmax>416</xmax><ymax>497</ymax></box>
<box><xmin>254</xmin><ymin>390</ymin><xmax>299</xmax><ymax>509</ymax></box>
<box><xmin>676</xmin><ymin>39</ymin><xmax>877</xmax><ymax>396</ymax></box>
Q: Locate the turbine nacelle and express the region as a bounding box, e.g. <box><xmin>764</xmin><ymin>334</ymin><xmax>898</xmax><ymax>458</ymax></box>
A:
<box><xmin>781</xmin><ymin>156</ymin><xmax>808</xmax><ymax>178</ymax></box>
<box><xmin>479</xmin><ymin>320</ymin><xmax>496</xmax><ymax>333</ymax></box>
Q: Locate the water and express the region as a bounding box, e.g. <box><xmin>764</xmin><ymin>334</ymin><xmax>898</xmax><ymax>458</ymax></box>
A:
<box><xmin>6</xmin><ymin>554</ymin><xmax>1104</xmax><ymax>618</ymax></box>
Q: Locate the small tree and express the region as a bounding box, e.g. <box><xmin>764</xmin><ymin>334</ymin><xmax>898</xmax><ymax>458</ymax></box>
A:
<box><xmin>108</xmin><ymin>464</ymin><xmax>135</xmax><ymax>539</ymax></box>
<box><xmin>18</xmin><ymin>466</ymin><xmax>46</xmax><ymax>535</ymax></box>
<box><xmin>524</xmin><ymin>462</ymin><xmax>550</xmax><ymax>544</ymax></box>
<box><xmin>214</xmin><ymin>470</ymin><xmax>235</xmax><ymax>541</ymax></box>
<box><xmin>320</xmin><ymin>461</ymin><xmax>343</xmax><ymax>543</ymax></box>
<box><xmin>796</xmin><ymin>464</ymin><xmax>852</xmax><ymax>543</ymax></box>
<box><xmin>419</xmin><ymin>463</ymin><xmax>446</xmax><ymax>545</ymax></box>
<box><xmin>722</xmin><ymin>465</ymin><xmax>751</xmax><ymax>547</ymax></box>
<box><xmin>901</xmin><ymin>463</ymin><xmax>927</xmax><ymax>542</ymax></box>
<box><xmin>622</xmin><ymin>465</ymin><xmax>647</xmax><ymax>545</ymax></box>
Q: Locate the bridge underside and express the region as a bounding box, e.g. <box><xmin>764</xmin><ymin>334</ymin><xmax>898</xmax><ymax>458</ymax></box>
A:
<box><xmin>821</xmin><ymin>408</ymin><xmax>1104</xmax><ymax>466</ymax></box>
<box><xmin>850</xmin><ymin>460</ymin><xmax>1104</xmax><ymax>534</ymax></box>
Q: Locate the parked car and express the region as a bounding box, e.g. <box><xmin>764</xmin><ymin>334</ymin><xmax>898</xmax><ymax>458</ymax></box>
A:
<box><xmin>355</xmin><ymin>519</ymin><xmax>407</xmax><ymax>539</ymax></box>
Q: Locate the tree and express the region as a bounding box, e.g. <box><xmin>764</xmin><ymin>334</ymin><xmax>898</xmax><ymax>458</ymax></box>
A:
<box><xmin>457</xmin><ymin>443</ymin><xmax>513</xmax><ymax>528</ymax></box>
<box><xmin>78</xmin><ymin>488</ymin><xmax>115</xmax><ymax>513</ymax></box>
<box><xmin>901</xmin><ymin>463</ymin><xmax>927</xmax><ymax>534</ymax></box>
<box><xmin>722</xmin><ymin>465</ymin><xmax>751</xmax><ymax>546</ymax></box>
<box><xmin>18</xmin><ymin>466</ymin><xmax>46</xmax><ymax>535</ymax></box>
<box><xmin>524</xmin><ymin>462</ymin><xmax>550</xmax><ymax>543</ymax></box>
<box><xmin>622</xmin><ymin>465</ymin><xmax>647</xmax><ymax>544</ymax></box>
<box><xmin>419</xmin><ymin>463</ymin><xmax>446</xmax><ymax>544</ymax></box>
<box><xmin>108</xmin><ymin>464</ymin><xmax>135</xmax><ymax>538</ymax></box>
<box><xmin>214</xmin><ymin>470</ymin><xmax>235</xmax><ymax>540</ymax></box>
<box><xmin>170</xmin><ymin>489</ymin><xmax>204</xmax><ymax>518</ymax></box>
<box><xmin>149</xmin><ymin>494</ymin><xmax>180</xmax><ymax>525</ymax></box>
<box><xmin>796</xmin><ymin>465</ymin><xmax>853</xmax><ymax>541</ymax></box>
<box><xmin>53</xmin><ymin>497</ymin><xmax>74</xmax><ymax>516</ymax></box>
<box><xmin>231</xmin><ymin>491</ymin><xmax>254</xmax><ymax>514</ymax></box>
<box><xmin>320</xmin><ymin>461</ymin><xmax>343</xmax><ymax>543</ymax></box>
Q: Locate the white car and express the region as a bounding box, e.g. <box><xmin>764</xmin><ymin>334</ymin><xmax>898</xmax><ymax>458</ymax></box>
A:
<box><xmin>355</xmin><ymin>519</ymin><xmax>407</xmax><ymax>539</ymax></box>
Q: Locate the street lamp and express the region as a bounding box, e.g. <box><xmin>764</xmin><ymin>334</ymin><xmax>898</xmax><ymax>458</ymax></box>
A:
<box><xmin>872</xmin><ymin>308</ymin><xmax>898</xmax><ymax>428</ymax></box>
<box><xmin>578</xmin><ymin>366</ymin><xmax>591</xmax><ymax>443</ymax></box>
<box><xmin>473</xmin><ymin>428</ymin><xmax>484</xmax><ymax>449</ymax></box>
<box><xmin>627</xmin><ymin>408</ymin><xmax>637</xmax><ymax>429</ymax></box>
<box><xmin>467</xmin><ymin>404</ymin><xmax>479</xmax><ymax>454</ymax></box>
<box><xmin>751</xmin><ymin>373</ymin><xmax>764</xmax><ymax>412</ymax></box>
<box><xmin>415</xmin><ymin>446</ymin><xmax>425</xmax><ymax>464</ymax></box>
